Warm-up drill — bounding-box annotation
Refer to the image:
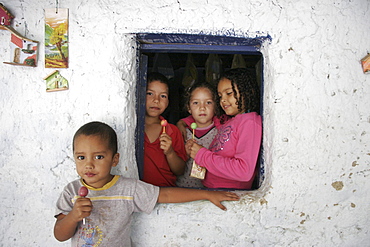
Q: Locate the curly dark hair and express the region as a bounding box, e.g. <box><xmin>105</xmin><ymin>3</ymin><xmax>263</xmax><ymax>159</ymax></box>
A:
<box><xmin>183</xmin><ymin>82</ymin><xmax>219</xmax><ymax>116</ymax></box>
<box><xmin>216</xmin><ymin>68</ymin><xmax>260</xmax><ymax>118</ymax></box>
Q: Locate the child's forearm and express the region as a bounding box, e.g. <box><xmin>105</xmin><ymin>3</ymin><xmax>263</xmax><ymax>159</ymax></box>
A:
<box><xmin>158</xmin><ymin>187</ymin><xmax>210</xmax><ymax>203</ymax></box>
<box><xmin>54</xmin><ymin>214</ymin><xmax>79</xmax><ymax>242</ymax></box>
<box><xmin>176</xmin><ymin>119</ymin><xmax>188</xmax><ymax>141</ymax></box>
<box><xmin>166</xmin><ymin>151</ymin><xmax>185</xmax><ymax>175</ymax></box>
<box><xmin>176</xmin><ymin>119</ymin><xmax>188</xmax><ymax>128</ymax></box>
<box><xmin>157</xmin><ymin>187</ymin><xmax>240</xmax><ymax>210</ymax></box>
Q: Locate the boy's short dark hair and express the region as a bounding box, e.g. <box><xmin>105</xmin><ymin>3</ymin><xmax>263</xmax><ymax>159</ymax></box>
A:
<box><xmin>73</xmin><ymin>121</ymin><xmax>118</xmax><ymax>154</ymax></box>
<box><xmin>147</xmin><ymin>72</ymin><xmax>169</xmax><ymax>89</ymax></box>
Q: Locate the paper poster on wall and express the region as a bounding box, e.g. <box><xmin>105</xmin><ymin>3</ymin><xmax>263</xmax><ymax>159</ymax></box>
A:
<box><xmin>45</xmin><ymin>8</ymin><xmax>69</xmax><ymax>68</ymax></box>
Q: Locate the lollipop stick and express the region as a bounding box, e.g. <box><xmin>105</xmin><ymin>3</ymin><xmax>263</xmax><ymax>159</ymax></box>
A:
<box><xmin>78</xmin><ymin>186</ymin><xmax>89</xmax><ymax>225</ymax></box>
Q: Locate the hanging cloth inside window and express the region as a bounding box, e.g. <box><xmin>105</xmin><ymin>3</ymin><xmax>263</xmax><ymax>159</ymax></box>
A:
<box><xmin>182</xmin><ymin>54</ymin><xmax>198</xmax><ymax>89</ymax></box>
<box><xmin>231</xmin><ymin>54</ymin><xmax>247</xmax><ymax>69</ymax></box>
<box><xmin>152</xmin><ymin>53</ymin><xmax>174</xmax><ymax>79</ymax></box>
<box><xmin>205</xmin><ymin>54</ymin><xmax>222</xmax><ymax>86</ymax></box>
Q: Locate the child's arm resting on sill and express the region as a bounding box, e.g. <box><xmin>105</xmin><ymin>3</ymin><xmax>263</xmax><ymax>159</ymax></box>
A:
<box><xmin>54</xmin><ymin>197</ymin><xmax>92</xmax><ymax>241</ymax></box>
<box><xmin>158</xmin><ymin>187</ymin><xmax>240</xmax><ymax>211</ymax></box>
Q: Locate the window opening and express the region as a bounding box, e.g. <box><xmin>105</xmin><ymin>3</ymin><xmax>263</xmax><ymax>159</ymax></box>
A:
<box><xmin>135</xmin><ymin>33</ymin><xmax>268</xmax><ymax>190</ymax></box>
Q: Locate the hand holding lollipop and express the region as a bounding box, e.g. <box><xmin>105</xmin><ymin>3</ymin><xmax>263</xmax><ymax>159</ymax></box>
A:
<box><xmin>161</xmin><ymin>119</ymin><xmax>168</xmax><ymax>133</ymax></box>
<box><xmin>78</xmin><ymin>186</ymin><xmax>89</xmax><ymax>225</ymax></box>
<box><xmin>189</xmin><ymin>122</ymin><xmax>206</xmax><ymax>179</ymax></box>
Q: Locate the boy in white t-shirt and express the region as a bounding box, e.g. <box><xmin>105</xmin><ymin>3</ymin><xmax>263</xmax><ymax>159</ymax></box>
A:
<box><xmin>54</xmin><ymin>121</ymin><xmax>239</xmax><ymax>246</ymax></box>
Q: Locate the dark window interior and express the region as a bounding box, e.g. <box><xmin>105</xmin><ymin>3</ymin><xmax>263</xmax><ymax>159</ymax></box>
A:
<box><xmin>145</xmin><ymin>52</ymin><xmax>262</xmax><ymax>125</ymax></box>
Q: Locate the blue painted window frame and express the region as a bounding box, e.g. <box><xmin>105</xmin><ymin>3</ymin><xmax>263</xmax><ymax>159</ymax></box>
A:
<box><xmin>135</xmin><ymin>33</ymin><xmax>269</xmax><ymax>188</ymax></box>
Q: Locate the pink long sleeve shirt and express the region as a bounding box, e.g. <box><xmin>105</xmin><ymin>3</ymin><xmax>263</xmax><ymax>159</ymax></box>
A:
<box><xmin>194</xmin><ymin>112</ymin><xmax>262</xmax><ymax>189</ymax></box>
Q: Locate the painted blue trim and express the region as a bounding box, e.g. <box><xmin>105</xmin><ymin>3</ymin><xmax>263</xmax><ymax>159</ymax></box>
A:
<box><xmin>136</xmin><ymin>33</ymin><xmax>271</xmax><ymax>46</ymax></box>
<box><xmin>140</xmin><ymin>44</ymin><xmax>262</xmax><ymax>54</ymax></box>
<box><xmin>135</xmin><ymin>53</ymin><xmax>148</xmax><ymax>179</ymax></box>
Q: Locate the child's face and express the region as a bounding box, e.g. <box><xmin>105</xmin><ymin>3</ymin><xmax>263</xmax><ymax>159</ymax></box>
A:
<box><xmin>146</xmin><ymin>80</ymin><xmax>169</xmax><ymax>118</ymax></box>
<box><xmin>218</xmin><ymin>78</ymin><xmax>244</xmax><ymax>116</ymax></box>
<box><xmin>74</xmin><ymin>134</ymin><xmax>119</xmax><ymax>188</ymax></box>
<box><xmin>188</xmin><ymin>87</ymin><xmax>215</xmax><ymax>128</ymax></box>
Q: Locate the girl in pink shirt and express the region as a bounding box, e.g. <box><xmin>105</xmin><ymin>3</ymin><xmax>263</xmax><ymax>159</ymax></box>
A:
<box><xmin>188</xmin><ymin>68</ymin><xmax>262</xmax><ymax>190</ymax></box>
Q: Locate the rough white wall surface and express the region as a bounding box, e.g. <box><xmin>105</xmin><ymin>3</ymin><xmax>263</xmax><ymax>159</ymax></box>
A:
<box><xmin>0</xmin><ymin>0</ymin><xmax>369</xmax><ymax>246</ymax></box>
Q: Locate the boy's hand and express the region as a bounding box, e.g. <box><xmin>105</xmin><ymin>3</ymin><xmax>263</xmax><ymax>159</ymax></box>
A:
<box><xmin>189</xmin><ymin>142</ymin><xmax>204</xmax><ymax>159</ymax></box>
<box><xmin>207</xmin><ymin>191</ymin><xmax>240</xmax><ymax>211</ymax></box>
<box><xmin>54</xmin><ymin>197</ymin><xmax>93</xmax><ymax>241</ymax></box>
<box><xmin>71</xmin><ymin>197</ymin><xmax>92</xmax><ymax>222</ymax></box>
<box><xmin>159</xmin><ymin>133</ymin><xmax>174</xmax><ymax>155</ymax></box>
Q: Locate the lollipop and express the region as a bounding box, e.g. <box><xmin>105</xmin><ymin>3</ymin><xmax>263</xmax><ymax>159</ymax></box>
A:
<box><xmin>161</xmin><ymin>119</ymin><xmax>168</xmax><ymax>133</ymax></box>
<box><xmin>78</xmin><ymin>186</ymin><xmax>88</xmax><ymax>225</ymax></box>
<box><xmin>190</xmin><ymin>122</ymin><xmax>197</xmax><ymax>139</ymax></box>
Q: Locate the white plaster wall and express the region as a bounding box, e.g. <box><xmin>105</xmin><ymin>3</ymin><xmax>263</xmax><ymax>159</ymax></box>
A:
<box><xmin>0</xmin><ymin>0</ymin><xmax>369</xmax><ymax>246</ymax></box>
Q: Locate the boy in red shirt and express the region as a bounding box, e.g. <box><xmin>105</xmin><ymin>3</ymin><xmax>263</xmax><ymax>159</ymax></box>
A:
<box><xmin>143</xmin><ymin>72</ymin><xmax>187</xmax><ymax>186</ymax></box>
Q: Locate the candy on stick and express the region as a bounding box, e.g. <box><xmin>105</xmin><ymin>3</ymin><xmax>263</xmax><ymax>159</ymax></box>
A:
<box><xmin>78</xmin><ymin>186</ymin><xmax>88</xmax><ymax>225</ymax></box>
<box><xmin>189</xmin><ymin>122</ymin><xmax>207</xmax><ymax>180</ymax></box>
<box><xmin>161</xmin><ymin>119</ymin><xmax>168</xmax><ymax>133</ymax></box>
<box><xmin>190</xmin><ymin>122</ymin><xmax>197</xmax><ymax>139</ymax></box>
